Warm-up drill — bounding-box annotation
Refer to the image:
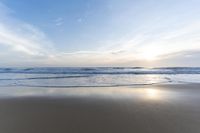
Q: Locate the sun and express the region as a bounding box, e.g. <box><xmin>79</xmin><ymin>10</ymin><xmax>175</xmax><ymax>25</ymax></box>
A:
<box><xmin>140</xmin><ymin>51</ymin><xmax>159</xmax><ymax>61</ymax></box>
<box><xmin>138</xmin><ymin>47</ymin><xmax>163</xmax><ymax>61</ymax></box>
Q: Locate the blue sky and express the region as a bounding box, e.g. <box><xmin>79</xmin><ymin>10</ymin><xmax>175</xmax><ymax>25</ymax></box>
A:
<box><xmin>0</xmin><ymin>0</ymin><xmax>200</xmax><ymax>67</ymax></box>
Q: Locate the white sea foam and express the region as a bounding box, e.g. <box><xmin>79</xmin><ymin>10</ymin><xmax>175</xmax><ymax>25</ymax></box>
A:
<box><xmin>0</xmin><ymin>67</ymin><xmax>200</xmax><ymax>87</ymax></box>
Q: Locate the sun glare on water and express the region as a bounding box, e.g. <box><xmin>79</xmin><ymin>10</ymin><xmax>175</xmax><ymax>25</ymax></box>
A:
<box><xmin>145</xmin><ymin>89</ymin><xmax>160</xmax><ymax>99</ymax></box>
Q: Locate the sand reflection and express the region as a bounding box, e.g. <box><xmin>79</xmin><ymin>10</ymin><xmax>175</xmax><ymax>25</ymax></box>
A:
<box><xmin>65</xmin><ymin>87</ymin><xmax>165</xmax><ymax>101</ymax></box>
<box><xmin>0</xmin><ymin>86</ymin><xmax>169</xmax><ymax>101</ymax></box>
<box><xmin>144</xmin><ymin>89</ymin><xmax>161</xmax><ymax>100</ymax></box>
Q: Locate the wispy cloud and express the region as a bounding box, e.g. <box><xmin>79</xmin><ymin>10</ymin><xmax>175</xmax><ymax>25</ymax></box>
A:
<box><xmin>96</xmin><ymin>20</ymin><xmax>200</xmax><ymax>61</ymax></box>
<box><xmin>151</xmin><ymin>50</ymin><xmax>200</xmax><ymax>67</ymax></box>
<box><xmin>0</xmin><ymin>23</ymin><xmax>54</xmax><ymax>56</ymax></box>
<box><xmin>54</xmin><ymin>17</ymin><xmax>64</xmax><ymax>26</ymax></box>
<box><xmin>0</xmin><ymin>2</ymin><xmax>54</xmax><ymax>57</ymax></box>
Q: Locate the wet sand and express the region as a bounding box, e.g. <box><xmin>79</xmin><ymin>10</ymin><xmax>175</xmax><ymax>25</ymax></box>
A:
<box><xmin>0</xmin><ymin>84</ymin><xmax>200</xmax><ymax>133</ymax></box>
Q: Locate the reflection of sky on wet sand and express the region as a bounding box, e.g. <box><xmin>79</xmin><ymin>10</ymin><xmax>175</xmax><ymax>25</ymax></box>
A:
<box><xmin>144</xmin><ymin>89</ymin><xmax>161</xmax><ymax>100</ymax></box>
<box><xmin>0</xmin><ymin>86</ymin><xmax>173</xmax><ymax>101</ymax></box>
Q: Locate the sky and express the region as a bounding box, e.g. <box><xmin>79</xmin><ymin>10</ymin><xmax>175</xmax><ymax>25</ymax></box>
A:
<box><xmin>0</xmin><ymin>0</ymin><xmax>200</xmax><ymax>67</ymax></box>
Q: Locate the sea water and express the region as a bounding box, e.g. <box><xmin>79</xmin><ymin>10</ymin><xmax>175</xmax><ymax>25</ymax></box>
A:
<box><xmin>0</xmin><ymin>67</ymin><xmax>200</xmax><ymax>88</ymax></box>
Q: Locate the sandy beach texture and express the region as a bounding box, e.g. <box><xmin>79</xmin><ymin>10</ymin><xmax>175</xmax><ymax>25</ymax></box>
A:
<box><xmin>0</xmin><ymin>84</ymin><xmax>200</xmax><ymax>133</ymax></box>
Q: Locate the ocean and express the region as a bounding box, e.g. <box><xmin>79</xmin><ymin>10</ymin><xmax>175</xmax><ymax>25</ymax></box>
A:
<box><xmin>0</xmin><ymin>67</ymin><xmax>200</xmax><ymax>88</ymax></box>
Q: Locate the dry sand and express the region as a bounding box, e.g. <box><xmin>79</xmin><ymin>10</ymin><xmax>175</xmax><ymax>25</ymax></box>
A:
<box><xmin>0</xmin><ymin>84</ymin><xmax>200</xmax><ymax>133</ymax></box>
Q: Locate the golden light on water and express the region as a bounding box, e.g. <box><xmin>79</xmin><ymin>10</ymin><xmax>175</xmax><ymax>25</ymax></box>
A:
<box><xmin>145</xmin><ymin>89</ymin><xmax>160</xmax><ymax>100</ymax></box>
<box><xmin>7</xmin><ymin>86</ymin><xmax>165</xmax><ymax>101</ymax></box>
<box><xmin>124</xmin><ymin>88</ymin><xmax>162</xmax><ymax>100</ymax></box>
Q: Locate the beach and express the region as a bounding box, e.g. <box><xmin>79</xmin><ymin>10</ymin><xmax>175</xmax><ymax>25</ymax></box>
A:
<box><xmin>1</xmin><ymin>0</ymin><xmax>200</xmax><ymax>131</ymax></box>
<box><xmin>0</xmin><ymin>84</ymin><xmax>200</xmax><ymax>133</ymax></box>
